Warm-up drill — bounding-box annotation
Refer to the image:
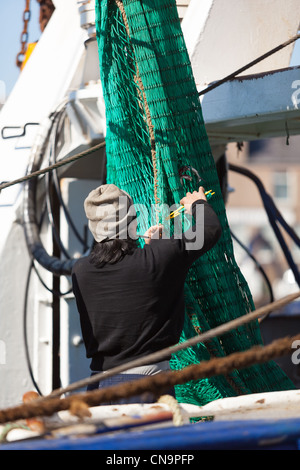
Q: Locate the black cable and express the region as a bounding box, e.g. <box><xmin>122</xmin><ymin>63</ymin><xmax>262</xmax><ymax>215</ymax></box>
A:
<box><xmin>52</xmin><ymin>168</ymin><xmax>89</xmax><ymax>251</ymax></box>
<box><xmin>23</xmin><ymin>203</ymin><xmax>48</xmax><ymax>395</ymax></box>
<box><xmin>45</xmin><ymin>170</ymin><xmax>72</xmax><ymax>260</ymax></box>
<box><xmin>50</xmin><ymin>109</ymin><xmax>89</xmax><ymax>251</ymax></box>
<box><xmin>229</xmin><ymin>163</ymin><xmax>300</xmax><ymax>288</ymax></box>
<box><xmin>23</xmin><ymin>262</ymin><xmax>71</xmax><ymax>397</ymax></box>
<box><xmin>230</xmin><ymin>229</ymin><xmax>274</xmax><ymax>305</ymax></box>
<box><xmin>23</xmin><ymin>202</ymin><xmax>73</xmax><ymax>395</ymax></box>
<box><xmin>23</xmin><ymin>262</ymin><xmax>44</xmax><ymax>396</ymax></box>
<box><xmin>22</xmin><ymin>110</ymin><xmax>77</xmax><ymax>276</ymax></box>
<box><xmin>44</xmin><ymin>116</ymin><xmax>73</xmax><ymax>259</ymax></box>
<box><xmin>32</xmin><ymin>261</ymin><xmax>72</xmax><ymax>297</ymax></box>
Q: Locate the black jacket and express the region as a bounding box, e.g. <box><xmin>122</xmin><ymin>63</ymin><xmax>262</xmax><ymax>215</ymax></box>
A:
<box><xmin>72</xmin><ymin>200</ymin><xmax>222</xmax><ymax>371</ymax></box>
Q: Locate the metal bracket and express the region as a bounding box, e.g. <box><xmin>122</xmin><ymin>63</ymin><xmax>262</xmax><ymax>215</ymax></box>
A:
<box><xmin>1</xmin><ymin>122</ymin><xmax>39</xmax><ymax>139</ymax></box>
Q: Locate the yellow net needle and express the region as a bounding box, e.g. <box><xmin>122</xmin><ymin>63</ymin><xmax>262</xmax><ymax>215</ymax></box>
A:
<box><xmin>166</xmin><ymin>190</ymin><xmax>215</xmax><ymax>220</ymax></box>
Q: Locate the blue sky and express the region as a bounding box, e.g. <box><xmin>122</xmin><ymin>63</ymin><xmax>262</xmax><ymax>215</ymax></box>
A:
<box><xmin>0</xmin><ymin>0</ymin><xmax>41</xmax><ymax>100</ymax></box>
<box><xmin>0</xmin><ymin>1</ymin><xmax>299</xmax><ymax>102</ymax></box>
<box><xmin>290</xmin><ymin>34</ymin><xmax>300</xmax><ymax>66</ymax></box>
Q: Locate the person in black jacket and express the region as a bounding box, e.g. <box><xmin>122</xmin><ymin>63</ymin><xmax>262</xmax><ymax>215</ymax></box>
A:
<box><xmin>72</xmin><ymin>184</ymin><xmax>221</xmax><ymax>403</ymax></box>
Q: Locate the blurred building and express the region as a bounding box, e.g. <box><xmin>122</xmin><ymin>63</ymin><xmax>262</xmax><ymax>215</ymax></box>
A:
<box><xmin>225</xmin><ymin>136</ymin><xmax>300</xmax><ymax>305</ymax></box>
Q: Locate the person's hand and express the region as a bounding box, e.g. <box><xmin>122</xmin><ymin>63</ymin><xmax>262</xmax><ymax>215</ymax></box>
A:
<box><xmin>143</xmin><ymin>224</ymin><xmax>163</xmax><ymax>244</ymax></box>
<box><xmin>180</xmin><ymin>186</ymin><xmax>207</xmax><ymax>214</ymax></box>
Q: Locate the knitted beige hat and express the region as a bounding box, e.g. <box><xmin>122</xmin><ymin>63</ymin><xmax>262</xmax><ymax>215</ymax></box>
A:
<box><xmin>84</xmin><ymin>184</ymin><xmax>137</xmax><ymax>242</ymax></box>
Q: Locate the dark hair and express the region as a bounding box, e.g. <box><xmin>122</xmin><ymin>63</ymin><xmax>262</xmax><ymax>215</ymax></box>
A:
<box><xmin>89</xmin><ymin>238</ymin><xmax>137</xmax><ymax>268</ymax></box>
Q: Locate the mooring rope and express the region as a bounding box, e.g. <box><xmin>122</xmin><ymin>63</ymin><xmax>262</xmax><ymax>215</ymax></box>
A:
<box><xmin>45</xmin><ymin>291</ymin><xmax>300</xmax><ymax>399</ymax></box>
<box><xmin>0</xmin><ymin>332</ymin><xmax>299</xmax><ymax>425</ymax></box>
<box><xmin>0</xmin><ymin>292</ymin><xmax>299</xmax><ymax>425</ymax></box>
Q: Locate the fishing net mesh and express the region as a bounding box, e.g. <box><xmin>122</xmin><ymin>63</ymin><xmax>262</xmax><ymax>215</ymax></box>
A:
<box><xmin>94</xmin><ymin>0</ymin><xmax>294</xmax><ymax>406</ymax></box>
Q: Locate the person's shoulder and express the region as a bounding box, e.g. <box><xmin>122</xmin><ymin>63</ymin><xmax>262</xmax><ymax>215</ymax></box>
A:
<box><xmin>71</xmin><ymin>255</ymin><xmax>90</xmax><ymax>274</ymax></box>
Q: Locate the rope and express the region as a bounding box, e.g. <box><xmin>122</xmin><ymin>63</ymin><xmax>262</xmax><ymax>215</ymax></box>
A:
<box><xmin>158</xmin><ymin>395</ymin><xmax>184</xmax><ymax>426</ymax></box>
<box><xmin>115</xmin><ymin>0</ymin><xmax>159</xmax><ymax>209</ymax></box>
<box><xmin>3</xmin><ymin>33</ymin><xmax>299</xmax><ymax>192</ymax></box>
<box><xmin>199</xmin><ymin>33</ymin><xmax>300</xmax><ymax>96</ymax></box>
<box><xmin>0</xmin><ymin>423</ymin><xmax>30</xmax><ymax>443</ymax></box>
<box><xmin>3</xmin><ymin>33</ymin><xmax>298</xmax><ymax>195</ymax></box>
<box><xmin>45</xmin><ymin>291</ymin><xmax>300</xmax><ymax>398</ymax></box>
<box><xmin>0</xmin><ymin>333</ymin><xmax>299</xmax><ymax>425</ymax></box>
<box><xmin>0</xmin><ymin>140</ymin><xmax>106</xmax><ymax>193</ymax></box>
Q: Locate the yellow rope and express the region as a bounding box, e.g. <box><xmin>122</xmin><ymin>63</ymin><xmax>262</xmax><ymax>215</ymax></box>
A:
<box><xmin>158</xmin><ymin>395</ymin><xmax>185</xmax><ymax>426</ymax></box>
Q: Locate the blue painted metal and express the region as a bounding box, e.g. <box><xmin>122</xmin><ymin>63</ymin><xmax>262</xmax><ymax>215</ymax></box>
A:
<box><xmin>1</xmin><ymin>418</ymin><xmax>300</xmax><ymax>450</ymax></box>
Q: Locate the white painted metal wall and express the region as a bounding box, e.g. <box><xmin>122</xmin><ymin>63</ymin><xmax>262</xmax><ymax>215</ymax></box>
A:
<box><xmin>182</xmin><ymin>0</ymin><xmax>300</xmax><ymax>88</ymax></box>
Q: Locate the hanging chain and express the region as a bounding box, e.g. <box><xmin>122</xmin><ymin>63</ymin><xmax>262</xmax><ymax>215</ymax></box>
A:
<box><xmin>16</xmin><ymin>0</ymin><xmax>32</xmax><ymax>68</ymax></box>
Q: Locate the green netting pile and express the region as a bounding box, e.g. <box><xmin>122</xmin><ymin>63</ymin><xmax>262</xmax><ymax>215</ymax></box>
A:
<box><xmin>94</xmin><ymin>0</ymin><xmax>294</xmax><ymax>406</ymax></box>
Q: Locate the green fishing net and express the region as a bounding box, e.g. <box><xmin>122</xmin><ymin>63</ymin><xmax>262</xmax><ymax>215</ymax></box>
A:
<box><xmin>94</xmin><ymin>0</ymin><xmax>294</xmax><ymax>406</ymax></box>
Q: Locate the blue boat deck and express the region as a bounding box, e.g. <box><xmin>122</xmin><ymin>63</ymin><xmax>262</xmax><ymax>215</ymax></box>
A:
<box><xmin>1</xmin><ymin>417</ymin><xmax>300</xmax><ymax>450</ymax></box>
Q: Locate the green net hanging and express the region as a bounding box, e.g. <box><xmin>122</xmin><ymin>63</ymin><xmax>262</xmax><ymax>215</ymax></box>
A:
<box><xmin>94</xmin><ymin>0</ymin><xmax>294</xmax><ymax>406</ymax></box>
